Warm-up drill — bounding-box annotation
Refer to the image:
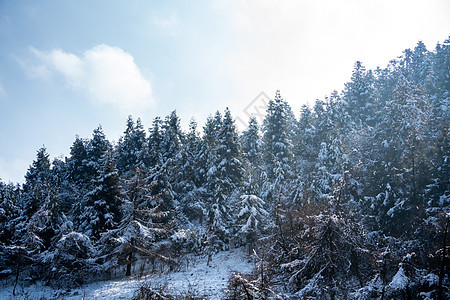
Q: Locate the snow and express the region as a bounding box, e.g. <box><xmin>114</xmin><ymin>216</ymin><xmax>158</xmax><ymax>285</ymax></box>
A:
<box><xmin>0</xmin><ymin>248</ymin><xmax>252</xmax><ymax>300</ymax></box>
<box><xmin>388</xmin><ymin>265</ymin><xmax>409</xmax><ymax>291</ymax></box>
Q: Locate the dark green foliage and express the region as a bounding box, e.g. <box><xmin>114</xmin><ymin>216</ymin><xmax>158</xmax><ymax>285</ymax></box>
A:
<box><xmin>116</xmin><ymin>116</ymin><xmax>148</xmax><ymax>176</ymax></box>
<box><xmin>81</xmin><ymin>150</ymin><xmax>123</xmax><ymax>239</ymax></box>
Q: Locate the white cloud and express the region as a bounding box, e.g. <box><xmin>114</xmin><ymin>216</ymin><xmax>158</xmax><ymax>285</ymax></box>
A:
<box><xmin>29</xmin><ymin>44</ymin><xmax>154</xmax><ymax>113</ymax></box>
<box><xmin>0</xmin><ymin>157</ymin><xmax>28</xmax><ymax>184</ymax></box>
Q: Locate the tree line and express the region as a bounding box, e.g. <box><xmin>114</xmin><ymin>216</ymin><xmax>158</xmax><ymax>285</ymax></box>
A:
<box><xmin>0</xmin><ymin>38</ymin><xmax>449</xmax><ymax>298</ymax></box>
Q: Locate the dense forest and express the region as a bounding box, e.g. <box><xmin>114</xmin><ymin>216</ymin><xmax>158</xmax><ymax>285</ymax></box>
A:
<box><xmin>0</xmin><ymin>38</ymin><xmax>449</xmax><ymax>299</ymax></box>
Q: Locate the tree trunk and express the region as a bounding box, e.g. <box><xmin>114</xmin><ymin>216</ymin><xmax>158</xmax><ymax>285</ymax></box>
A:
<box><xmin>438</xmin><ymin>217</ymin><xmax>449</xmax><ymax>300</ymax></box>
<box><xmin>13</xmin><ymin>248</ymin><xmax>21</xmax><ymax>296</ymax></box>
<box><xmin>126</xmin><ymin>252</ymin><xmax>133</xmax><ymax>276</ymax></box>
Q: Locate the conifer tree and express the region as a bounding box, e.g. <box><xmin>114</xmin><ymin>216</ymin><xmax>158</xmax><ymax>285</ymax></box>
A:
<box><xmin>148</xmin><ymin>117</ymin><xmax>163</xmax><ymax>168</ymax></box>
<box><xmin>66</xmin><ymin>136</ymin><xmax>89</xmax><ymax>185</ymax></box>
<box><xmin>116</xmin><ymin>116</ymin><xmax>148</xmax><ymax>176</ymax></box>
<box><xmin>204</xmin><ymin>109</ymin><xmax>242</xmax><ymax>246</ymax></box>
<box><xmin>235</xmin><ymin>194</ymin><xmax>269</xmax><ymax>254</ymax></box>
<box><xmin>262</xmin><ymin>90</ymin><xmax>295</xmax><ymax>204</ymax></box>
<box><xmin>22</xmin><ymin>147</ymin><xmax>52</xmax><ymax>220</ymax></box>
<box><xmin>99</xmin><ymin>166</ymin><xmax>170</xmax><ymax>277</ymax></box>
<box><xmin>85</xmin><ymin>126</ymin><xmax>111</xmax><ymax>181</ymax></box>
<box><xmin>160</xmin><ymin>111</ymin><xmax>183</xmax><ymax>163</ymax></box>
<box><xmin>241</xmin><ymin>117</ymin><xmax>263</xmax><ymax>196</ymax></box>
<box><xmin>80</xmin><ymin>150</ymin><xmax>123</xmax><ymax>239</ymax></box>
<box><xmin>343</xmin><ymin>61</ymin><xmax>377</xmax><ymax>127</ymax></box>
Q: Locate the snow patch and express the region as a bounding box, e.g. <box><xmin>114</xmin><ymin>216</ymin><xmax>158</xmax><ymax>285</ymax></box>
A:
<box><xmin>0</xmin><ymin>248</ymin><xmax>252</xmax><ymax>300</ymax></box>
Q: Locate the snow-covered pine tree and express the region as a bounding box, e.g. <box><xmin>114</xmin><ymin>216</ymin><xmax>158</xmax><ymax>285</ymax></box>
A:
<box><xmin>204</xmin><ymin>108</ymin><xmax>243</xmax><ymax>248</ymax></box>
<box><xmin>235</xmin><ymin>194</ymin><xmax>269</xmax><ymax>254</ymax></box>
<box><xmin>98</xmin><ymin>166</ymin><xmax>174</xmax><ymax>277</ymax></box>
<box><xmin>432</xmin><ymin>37</ymin><xmax>450</xmax><ymax>125</ymax></box>
<box><xmin>20</xmin><ymin>154</ymin><xmax>63</xmax><ymax>254</ymax></box>
<box><xmin>197</xmin><ymin>113</ymin><xmax>221</xmax><ymax>189</ymax></box>
<box><xmin>262</xmin><ymin>90</ymin><xmax>295</xmax><ymax>204</ymax></box>
<box><xmin>21</xmin><ymin>147</ymin><xmax>52</xmax><ymax>220</ymax></box>
<box><xmin>400</xmin><ymin>41</ymin><xmax>434</xmax><ymax>90</ymax></box>
<box><xmin>144</xmin><ymin>161</ymin><xmax>176</xmax><ymax>246</ymax></box>
<box><xmin>0</xmin><ymin>182</ymin><xmax>20</xmax><ymax>255</ymax></box>
<box><xmin>80</xmin><ymin>149</ymin><xmax>123</xmax><ymax>239</ymax></box>
<box><xmin>179</xmin><ymin>118</ymin><xmax>202</xmax><ymax>192</ymax></box>
<box><xmin>241</xmin><ymin>116</ymin><xmax>263</xmax><ymax>196</ymax></box>
<box><xmin>116</xmin><ymin>116</ymin><xmax>148</xmax><ymax>177</ymax></box>
<box><xmin>342</xmin><ymin>61</ymin><xmax>377</xmax><ymax>128</ymax></box>
<box><xmin>176</xmin><ymin>118</ymin><xmax>205</xmax><ymax>224</ymax></box>
<box><xmin>66</xmin><ymin>136</ymin><xmax>89</xmax><ymax>186</ymax></box>
<box><xmin>368</xmin><ymin>75</ymin><xmax>430</xmax><ymax>237</ymax></box>
<box><xmin>85</xmin><ymin>126</ymin><xmax>111</xmax><ymax>181</ymax></box>
<box><xmin>148</xmin><ymin>116</ymin><xmax>163</xmax><ymax>168</ymax></box>
<box><xmin>215</xmin><ymin>107</ymin><xmax>243</xmax><ymax>196</ymax></box>
<box><xmin>160</xmin><ymin>110</ymin><xmax>183</xmax><ymax>163</ymax></box>
<box><xmin>241</xmin><ymin>116</ymin><xmax>262</xmax><ymax>167</ymax></box>
<box><xmin>291</xmin><ymin>104</ymin><xmax>317</xmax><ymax>203</ymax></box>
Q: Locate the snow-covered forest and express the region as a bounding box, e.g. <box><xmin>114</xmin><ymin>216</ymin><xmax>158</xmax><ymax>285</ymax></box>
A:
<box><xmin>1</xmin><ymin>39</ymin><xmax>449</xmax><ymax>299</ymax></box>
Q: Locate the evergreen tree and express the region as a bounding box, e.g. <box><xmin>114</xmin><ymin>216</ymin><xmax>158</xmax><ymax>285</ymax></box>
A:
<box><xmin>235</xmin><ymin>194</ymin><xmax>269</xmax><ymax>254</ymax></box>
<box><xmin>99</xmin><ymin>166</ymin><xmax>171</xmax><ymax>277</ymax></box>
<box><xmin>214</xmin><ymin>107</ymin><xmax>243</xmax><ymax>196</ymax></box>
<box><xmin>176</xmin><ymin>118</ymin><xmax>201</xmax><ymax>198</ymax></box>
<box><xmin>369</xmin><ymin>76</ymin><xmax>430</xmax><ymax>236</ymax></box>
<box><xmin>22</xmin><ymin>147</ymin><xmax>52</xmax><ymax>220</ymax></box>
<box><xmin>204</xmin><ymin>109</ymin><xmax>243</xmax><ymax>246</ymax></box>
<box><xmin>148</xmin><ymin>117</ymin><xmax>163</xmax><ymax>168</ymax></box>
<box><xmin>262</xmin><ymin>90</ymin><xmax>295</xmax><ymax>200</ymax></box>
<box><xmin>160</xmin><ymin>110</ymin><xmax>183</xmax><ymax>163</ymax></box>
<box><xmin>66</xmin><ymin>136</ymin><xmax>89</xmax><ymax>185</ymax></box>
<box><xmin>80</xmin><ymin>150</ymin><xmax>123</xmax><ymax>239</ymax></box>
<box><xmin>0</xmin><ymin>182</ymin><xmax>20</xmax><ymax>244</ymax></box>
<box><xmin>241</xmin><ymin>116</ymin><xmax>262</xmax><ymax>167</ymax></box>
<box><xmin>116</xmin><ymin>116</ymin><xmax>148</xmax><ymax>176</ymax></box>
<box><xmin>85</xmin><ymin>126</ymin><xmax>111</xmax><ymax>181</ymax></box>
<box><xmin>241</xmin><ymin>117</ymin><xmax>263</xmax><ymax>196</ymax></box>
<box><xmin>342</xmin><ymin>61</ymin><xmax>377</xmax><ymax>127</ymax></box>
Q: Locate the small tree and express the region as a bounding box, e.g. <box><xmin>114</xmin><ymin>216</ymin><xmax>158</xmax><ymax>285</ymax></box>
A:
<box><xmin>235</xmin><ymin>195</ymin><xmax>269</xmax><ymax>254</ymax></box>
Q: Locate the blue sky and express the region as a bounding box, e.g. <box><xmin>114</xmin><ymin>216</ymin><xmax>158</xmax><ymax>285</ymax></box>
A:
<box><xmin>0</xmin><ymin>0</ymin><xmax>449</xmax><ymax>183</ymax></box>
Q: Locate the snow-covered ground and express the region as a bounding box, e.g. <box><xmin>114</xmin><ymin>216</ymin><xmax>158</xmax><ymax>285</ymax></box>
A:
<box><xmin>0</xmin><ymin>248</ymin><xmax>253</xmax><ymax>299</ymax></box>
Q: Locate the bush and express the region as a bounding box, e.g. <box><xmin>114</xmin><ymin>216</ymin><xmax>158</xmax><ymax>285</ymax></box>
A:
<box><xmin>133</xmin><ymin>282</ymin><xmax>207</xmax><ymax>300</ymax></box>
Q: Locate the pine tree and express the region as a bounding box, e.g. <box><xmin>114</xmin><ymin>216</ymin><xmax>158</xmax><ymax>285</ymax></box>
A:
<box><xmin>204</xmin><ymin>109</ymin><xmax>243</xmax><ymax>246</ymax></box>
<box><xmin>145</xmin><ymin>161</ymin><xmax>176</xmax><ymax>240</ymax></box>
<box><xmin>401</xmin><ymin>41</ymin><xmax>434</xmax><ymax>89</ymax></box>
<box><xmin>292</xmin><ymin>104</ymin><xmax>317</xmax><ymax>203</ymax></box>
<box><xmin>99</xmin><ymin>166</ymin><xmax>171</xmax><ymax>277</ymax></box>
<box><xmin>148</xmin><ymin>117</ymin><xmax>163</xmax><ymax>168</ymax></box>
<box><xmin>241</xmin><ymin>116</ymin><xmax>263</xmax><ymax>196</ymax></box>
<box><xmin>176</xmin><ymin>118</ymin><xmax>201</xmax><ymax>198</ymax></box>
<box><xmin>235</xmin><ymin>194</ymin><xmax>269</xmax><ymax>254</ymax></box>
<box><xmin>262</xmin><ymin>90</ymin><xmax>295</xmax><ymax>204</ymax></box>
<box><xmin>80</xmin><ymin>150</ymin><xmax>123</xmax><ymax>239</ymax></box>
<box><xmin>242</xmin><ymin>116</ymin><xmax>262</xmax><ymax>168</ymax></box>
<box><xmin>160</xmin><ymin>110</ymin><xmax>183</xmax><ymax>163</ymax></box>
<box><xmin>85</xmin><ymin>126</ymin><xmax>111</xmax><ymax>181</ymax></box>
<box><xmin>343</xmin><ymin>61</ymin><xmax>377</xmax><ymax>127</ymax></box>
<box><xmin>215</xmin><ymin>107</ymin><xmax>243</xmax><ymax>195</ymax></box>
<box><xmin>66</xmin><ymin>136</ymin><xmax>89</xmax><ymax>185</ymax></box>
<box><xmin>22</xmin><ymin>147</ymin><xmax>52</xmax><ymax>220</ymax></box>
<box><xmin>0</xmin><ymin>182</ymin><xmax>20</xmax><ymax>244</ymax></box>
<box><xmin>116</xmin><ymin>116</ymin><xmax>148</xmax><ymax>176</ymax></box>
<box><xmin>369</xmin><ymin>76</ymin><xmax>430</xmax><ymax>236</ymax></box>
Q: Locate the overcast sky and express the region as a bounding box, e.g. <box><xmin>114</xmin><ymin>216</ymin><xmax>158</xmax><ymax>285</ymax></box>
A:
<box><xmin>0</xmin><ymin>0</ymin><xmax>449</xmax><ymax>183</ymax></box>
